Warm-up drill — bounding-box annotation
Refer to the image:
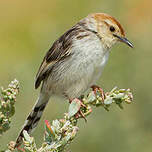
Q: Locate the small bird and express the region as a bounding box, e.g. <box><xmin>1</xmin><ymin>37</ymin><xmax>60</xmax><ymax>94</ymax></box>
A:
<box><xmin>15</xmin><ymin>13</ymin><xmax>133</xmax><ymax>147</ymax></box>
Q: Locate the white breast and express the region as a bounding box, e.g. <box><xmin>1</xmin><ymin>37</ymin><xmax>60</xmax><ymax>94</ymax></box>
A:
<box><xmin>71</xmin><ymin>32</ymin><xmax>109</xmax><ymax>84</ymax></box>
<box><xmin>46</xmin><ymin>33</ymin><xmax>109</xmax><ymax>99</ymax></box>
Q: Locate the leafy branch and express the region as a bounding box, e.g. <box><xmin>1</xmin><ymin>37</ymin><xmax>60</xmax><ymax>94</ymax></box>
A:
<box><xmin>0</xmin><ymin>79</ymin><xmax>19</xmax><ymax>135</ymax></box>
<box><xmin>0</xmin><ymin>80</ymin><xmax>133</xmax><ymax>152</ymax></box>
<box><xmin>14</xmin><ymin>87</ymin><xmax>132</xmax><ymax>152</ymax></box>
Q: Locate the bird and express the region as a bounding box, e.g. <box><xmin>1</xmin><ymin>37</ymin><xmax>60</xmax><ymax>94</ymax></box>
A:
<box><xmin>15</xmin><ymin>13</ymin><xmax>133</xmax><ymax>147</ymax></box>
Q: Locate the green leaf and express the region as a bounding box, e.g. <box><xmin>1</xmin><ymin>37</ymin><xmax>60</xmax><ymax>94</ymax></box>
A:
<box><xmin>104</xmin><ymin>96</ymin><xmax>113</xmax><ymax>105</ymax></box>
<box><xmin>44</xmin><ymin>120</ymin><xmax>55</xmax><ymax>142</ymax></box>
<box><xmin>68</xmin><ymin>99</ymin><xmax>81</xmax><ymax>118</ymax></box>
<box><xmin>113</xmin><ymin>93</ymin><xmax>125</xmax><ymax>99</ymax></box>
<box><xmin>87</xmin><ymin>91</ymin><xmax>96</xmax><ymax>103</ymax></box>
<box><xmin>23</xmin><ymin>130</ymin><xmax>32</xmax><ymax>143</ymax></box>
<box><xmin>45</xmin><ymin>131</ymin><xmax>53</xmax><ymax>144</ymax></box>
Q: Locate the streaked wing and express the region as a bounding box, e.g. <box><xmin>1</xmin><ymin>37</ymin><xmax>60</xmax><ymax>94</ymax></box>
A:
<box><xmin>35</xmin><ymin>25</ymin><xmax>85</xmax><ymax>89</ymax></box>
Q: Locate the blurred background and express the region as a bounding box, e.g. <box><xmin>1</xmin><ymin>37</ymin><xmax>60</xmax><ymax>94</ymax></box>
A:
<box><xmin>0</xmin><ymin>0</ymin><xmax>151</xmax><ymax>151</ymax></box>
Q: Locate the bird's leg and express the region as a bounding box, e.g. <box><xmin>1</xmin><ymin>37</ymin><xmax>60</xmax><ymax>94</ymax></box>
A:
<box><xmin>69</xmin><ymin>98</ymin><xmax>87</xmax><ymax>122</ymax></box>
<box><xmin>91</xmin><ymin>85</ymin><xmax>106</xmax><ymax>101</ymax></box>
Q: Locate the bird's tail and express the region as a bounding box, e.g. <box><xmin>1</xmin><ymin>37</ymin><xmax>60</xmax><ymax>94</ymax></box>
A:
<box><xmin>15</xmin><ymin>93</ymin><xmax>50</xmax><ymax>148</ymax></box>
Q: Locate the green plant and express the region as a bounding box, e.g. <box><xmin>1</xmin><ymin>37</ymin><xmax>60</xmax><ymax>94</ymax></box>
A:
<box><xmin>0</xmin><ymin>79</ymin><xmax>19</xmax><ymax>135</ymax></box>
<box><xmin>21</xmin><ymin>87</ymin><xmax>133</xmax><ymax>152</ymax></box>
<box><xmin>0</xmin><ymin>80</ymin><xmax>133</xmax><ymax>152</ymax></box>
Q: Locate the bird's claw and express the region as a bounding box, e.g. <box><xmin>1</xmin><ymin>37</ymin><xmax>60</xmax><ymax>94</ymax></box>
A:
<box><xmin>69</xmin><ymin>98</ymin><xmax>87</xmax><ymax>122</ymax></box>
<box><xmin>91</xmin><ymin>85</ymin><xmax>106</xmax><ymax>101</ymax></box>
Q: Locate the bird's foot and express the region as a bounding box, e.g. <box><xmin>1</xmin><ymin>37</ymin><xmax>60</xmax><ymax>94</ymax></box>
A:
<box><xmin>69</xmin><ymin>98</ymin><xmax>87</xmax><ymax>122</ymax></box>
<box><xmin>91</xmin><ymin>85</ymin><xmax>106</xmax><ymax>102</ymax></box>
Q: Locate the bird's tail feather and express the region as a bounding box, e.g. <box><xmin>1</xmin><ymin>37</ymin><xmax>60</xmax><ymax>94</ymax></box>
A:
<box><xmin>15</xmin><ymin>93</ymin><xmax>50</xmax><ymax>148</ymax></box>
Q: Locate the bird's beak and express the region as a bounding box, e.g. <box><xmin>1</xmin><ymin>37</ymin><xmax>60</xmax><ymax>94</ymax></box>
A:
<box><xmin>113</xmin><ymin>34</ymin><xmax>133</xmax><ymax>48</ymax></box>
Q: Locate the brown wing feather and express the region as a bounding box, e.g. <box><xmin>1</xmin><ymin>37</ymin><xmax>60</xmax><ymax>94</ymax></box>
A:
<box><xmin>35</xmin><ymin>25</ymin><xmax>85</xmax><ymax>89</ymax></box>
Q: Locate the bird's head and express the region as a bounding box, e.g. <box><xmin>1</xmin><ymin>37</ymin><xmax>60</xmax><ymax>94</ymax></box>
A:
<box><xmin>85</xmin><ymin>13</ymin><xmax>133</xmax><ymax>50</ymax></box>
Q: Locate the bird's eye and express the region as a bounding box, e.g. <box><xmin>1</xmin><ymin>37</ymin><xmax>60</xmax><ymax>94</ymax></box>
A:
<box><xmin>110</xmin><ymin>26</ymin><xmax>115</xmax><ymax>32</ymax></box>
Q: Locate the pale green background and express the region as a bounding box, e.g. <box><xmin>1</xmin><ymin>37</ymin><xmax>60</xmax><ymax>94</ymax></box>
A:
<box><xmin>0</xmin><ymin>0</ymin><xmax>151</xmax><ymax>151</ymax></box>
